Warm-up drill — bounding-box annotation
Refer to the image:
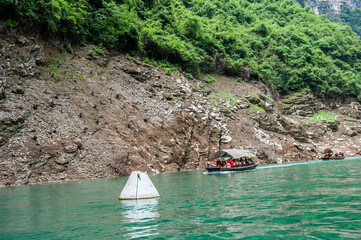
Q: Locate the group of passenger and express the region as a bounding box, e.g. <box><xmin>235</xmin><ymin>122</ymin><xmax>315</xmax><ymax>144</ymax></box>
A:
<box><xmin>208</xmin><ymin>157</ymin><xmax>254</xmax><ymax>168</ymax></box>
<box><xmin>323</xmin><ymin>152</ymin><xmax>344</xmax><ymax>158</ymax></box>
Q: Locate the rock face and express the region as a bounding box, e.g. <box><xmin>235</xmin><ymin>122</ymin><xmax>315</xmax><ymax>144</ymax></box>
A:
<box><xmin>302</xmin><ymin>0</ymin><xmax>360</xmax><ymax>19</ymax></box>
<box><xmin>0</xmin><ymin>23</ymin><xmax>360</xmax><ymax>186</ymax></box>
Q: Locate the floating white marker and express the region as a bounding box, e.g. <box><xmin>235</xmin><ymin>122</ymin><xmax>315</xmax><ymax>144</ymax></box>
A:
<box><xmin>119</xmin><ymin>171</ymin><xmax>160</xmax><ymax>200</ymax></box>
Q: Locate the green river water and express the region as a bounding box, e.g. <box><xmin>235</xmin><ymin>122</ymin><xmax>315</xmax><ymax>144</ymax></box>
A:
<box><xmin>1</xmin><ymin>158</ymin><xmax>361</xmax><ymax>239</ymax></box>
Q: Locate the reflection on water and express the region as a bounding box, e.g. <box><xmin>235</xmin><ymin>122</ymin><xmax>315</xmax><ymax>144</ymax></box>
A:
<box><xmin>121</xmin><ymin>199</ymin><xmax>159</xmax><ymax>239</ymax></box>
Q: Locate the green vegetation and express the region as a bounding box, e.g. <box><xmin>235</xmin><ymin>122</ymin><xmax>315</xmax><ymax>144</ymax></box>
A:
<box><xmin>338</xmin><ymin>6</ymin><xmax>361</xmax><ymax>38</ymax></box>
<box><xmin>143</xmin><ymin>57</ymin><xmax>150</xmax><ymax>63</ymax></box>
<box><xmin>34</xmin><ymin>72</ymin><xmax>41</xmax><ymax>79</ymax></box>
<box><xmin>87</xmin><ymin>50</ymin><xmax>96</xmax><ymax>59</ymax></box>
<box><xmin>46</xmin><ymin>63</ymin><xmax>62</xmax><ymax>83</ymax></box>
<box><xmin>5</xmin><ymin>19</ymin><xmax>17</xmax><ymax>28</ymax></box>
<box><xmin>250</xmin><ymin>104</ymin><xmax>265</xmax><ymax>113</ymax></box>
<box><xmin>65</xmin><ymin>44</ymin><xmax>73</xmax><ymax>53</ymax></box>
<box><xmin>165</xmin><ymin>68</ymin><xmax>172</xmax><ymax>76</ymax></box>
<box><xmin>93</xmin><ymin>44</ymin><xmax>105</xmax><ymax>55</ymax></box>
<box><xmin>209</xmin><ymin>91</ymin><xmax>237</xmax><ymax>106</ymax></box>
<box><xmin>42</xmin><ymin>55</ymin><xmax>67</xmax><ymax>82</ymax></box>
<box><xmin>48</xmin><ymin>55</ymin><xmax>66</xmax><ymax>63</ymax></box>
<box><xmin>51</xmin><ymin>77</ymin><xmax>61</xmax><ymax>83</ymax></box>
<box><xmin>2</xmin><ymin>0</ymin><xmax>361</xmax><ymax>99</ymax></box>
<box><xmin>208</xmin><ymin>93</ymin><xmax>220</xmax><ymax>105</ymax></box>
<box><xmin>306</xmin><ymin>111</ymin><xmax>338</xmax><ymax>123</ymax></box>
<box><xmin>249</xmin><ymin>92</ymin><xmax>261</xmax><ymax>104</ymax></box>
<box><xmin>219</xmin><ymin>92</ymin><xmax>237</xmax><ymax>106</ymax></box>
<box><xmin>247</xmin><ymin>92</ymin><xmax>272</xmax><ymax>110</ymax></box>
<box><xmin>267</xmin><ymin>97</ymin><xmax>274</xmax><ymax>102</ymax></box>
<box><xmin>87</xmin><ymin>45</ymin><xmax>105</xmax><ymax>59</ymax></box>
<box><xmin>126</xmin><ymin>53</ymin><xmax>132</xmax><ymax>61</ymax></box>
<box><xmin>46</xmin><ymin>64</ymin><xmax>62</xmax><ymax>75</ymax></box>
<box><xmin>295</xmin><ymin>3</ymin><xmax>361</xmax><ymax>52</ymax></box>
<box><xmin>204</xmin><ymin>76</ymin><xmax>215</xmax><ymax>84</ymax></box>
<box><xmin>73</xmin><ymin>72</ymin><xmax>84</xmax><ymax>81</ymax></box>
<box><xmin>295</xmin><ymin>1</ymin><xmax>360</xmax><ymax>36</ymax></box>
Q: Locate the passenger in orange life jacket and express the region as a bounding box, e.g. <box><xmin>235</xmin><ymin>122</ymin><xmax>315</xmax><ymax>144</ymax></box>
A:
<box><xmin>209</xmin><ymin>160</ymin><xmax>216</xmax><ymax>167</ymax></box>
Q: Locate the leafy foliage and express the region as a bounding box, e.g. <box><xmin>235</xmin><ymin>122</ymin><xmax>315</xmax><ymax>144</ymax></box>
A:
<box><xmin>2</xmin><ymin>0</ymin><xmax>361</xmax><ymax>99</ymax></box>
<box><xmin>65</xmin><ymin>44</ymin><xmax>73</xmax><ymax>53</ymax></box>
<box><xmin>5</xmin><ymin>19</ymin><xmax>18</xmax><ymax>28</ymax></box>
<box><xmin>340</xmin><ymin>6</ymin><xmax>361</xmax><ymax>38</ymax></box>
<box><xmin>203</xmin><ymin>76</ymin><xmax>215</xmax><ymax>84</ymax></box>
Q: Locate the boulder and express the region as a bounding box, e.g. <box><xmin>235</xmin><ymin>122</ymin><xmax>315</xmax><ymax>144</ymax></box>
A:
<box><xmin>120</xmin><ymin>62</ymin><xmax>153</xmax><ymax>82</ymax></box>
<box><xmin>220</xmin><ymin>135</ymin><xmax>232</xmax><ymax>143</ymax></box>
<box><xmin>33</xmin><ymin>154</ymin><xmax>52</xmax><ymax>169</ymax></box>
<box><xmin>55</xmin><ymin>153</ymin><xmax>74</xmax><ymax>165</ymax></box>
<box><xmin>340</xmin><ymin>105</ymin><xmax>361</xmax><ymax>119</ymax></box>
<box><xmin>64</xmin><ymin>144</ymin><xmax>78</xmax><ymax>153</ymax></box>
<box><xmin>264</xmin><ymin>101</ymin><xmax>274</xmax><ymax>112</ymax></box>
<box><xmin>0</xmin><ymin>113</ymin><xmax>29</xmax><ymax>146</ymax></box>
<box><xmin>16</xmin><ymin>36</ymin><xmax>29</xmax><ymax>46</ymax></box>
<box><xmin>279</xmin><ymin>116</ymin><xmax>310</xmax><ymax>143</ymax></box>
<box><xmin>253</xmin><ymin>114</ymin><xmax>285</xmax><ymax>134</ymax></box>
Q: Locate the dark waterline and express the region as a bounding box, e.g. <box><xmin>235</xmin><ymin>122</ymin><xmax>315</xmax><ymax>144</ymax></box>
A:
<box><xmin>1</xmin><ymin>158</ymin><xmax>361</xmax><ymax>239</ymax></box>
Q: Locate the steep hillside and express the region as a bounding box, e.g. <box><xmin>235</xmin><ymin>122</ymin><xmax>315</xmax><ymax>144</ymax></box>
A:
<box><xmin>1</xmin><ymin>26</ymin><xmax>361</xmax><ymax>186</ymax></box>
<box><xmin>1</xmin><ymin>0</ymin><xmax>361</xmax><ymax>99</ymax></box>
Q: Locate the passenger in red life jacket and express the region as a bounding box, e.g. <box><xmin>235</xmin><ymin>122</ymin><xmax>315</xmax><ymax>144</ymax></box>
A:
<box><xmin>209</xmin><ymin>160</ymin><xmax>216</xmax><ymax>167</ymax></box>
<box><xmin>228</xmin><ymin>159</ymin><xmax>235</xmax><ymax>167</ymax></box>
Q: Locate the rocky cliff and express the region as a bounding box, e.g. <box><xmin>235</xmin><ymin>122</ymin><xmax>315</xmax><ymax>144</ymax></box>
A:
<box><xmin>302</xmin><ymin>0</ymin><xmax>361</xmax><ymax>19</ymax></box>
<box><xmin>1</xmin><ymin>25</ymin><xmax>361</xmax><ymax>186</ymax></box>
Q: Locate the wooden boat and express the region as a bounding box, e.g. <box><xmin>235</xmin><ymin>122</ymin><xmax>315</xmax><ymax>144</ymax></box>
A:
<box><xmin>206</xmin><ymin>162</ymin><xmax>259</xmax><ymax>172</ymax></box>
<box><xmin>321</xmin><ymin>157</ymin><xmax>345</xmax><ymax>161</ymax></box>
<box><xmin>206</xmin><ymin>149</ymin><xmax>259</xmax><ymax>172</ymax></box>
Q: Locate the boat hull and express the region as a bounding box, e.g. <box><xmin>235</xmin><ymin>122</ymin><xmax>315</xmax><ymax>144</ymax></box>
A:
<box><xmin>321</xmin><ymin>157</ymin><xmax>345</xmax><ymax>161</ymax></box>
<box><xmin>206</xmin><ymin>163</ymin><xmax>259</xmax><ymax>172</ymax></box>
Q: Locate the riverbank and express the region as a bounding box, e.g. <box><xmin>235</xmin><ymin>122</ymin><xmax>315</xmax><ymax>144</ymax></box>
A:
<box><xmin>1</xmin><ymin>25</ymin><xmax>361</xmax><ymax>186</ymax></box>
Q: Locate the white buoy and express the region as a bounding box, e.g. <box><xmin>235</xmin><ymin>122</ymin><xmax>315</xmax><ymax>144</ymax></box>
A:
<box><xmin>119</xmin><ymin>171</ymin><xmax>160</xmax><ymax>200</ymax></box>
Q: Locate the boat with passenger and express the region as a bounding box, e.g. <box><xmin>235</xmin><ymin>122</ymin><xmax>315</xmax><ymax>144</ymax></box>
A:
<box><xmin>321</xmin><ymin>151</ymin><xmax>345</xmax><ymax>160</ymax></box>
<box><xmin>206</xmin><ymin>149</ymin><xmax>259</xmax><ymax>172</ymax></box>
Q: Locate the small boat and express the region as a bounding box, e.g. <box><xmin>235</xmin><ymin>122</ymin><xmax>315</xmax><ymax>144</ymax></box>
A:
<box><xmin>206</xmin><ymin>149</ymin><xmax>259</xmax><ymax>172</ymax></box>
<box><xmin>206</xmin><ymin>162</ymin><xmax>259</xmax><ymax>172</ymax></box>
<box><xmin>320</xmin><ymin>150</ymin><xmax>345</xmax><ymax>160</ymax></box>
<box><xmin>321</xmin><ymin>157</ymin><xmax>345</xmax><ymax>161</ymax></box>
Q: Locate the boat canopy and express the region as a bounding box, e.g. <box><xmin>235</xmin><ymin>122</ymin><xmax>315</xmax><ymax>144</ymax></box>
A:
<box><xmin>210</xmin><ymin>149</ymin><xmax>256</xmax><ymax>160</ymax></box>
